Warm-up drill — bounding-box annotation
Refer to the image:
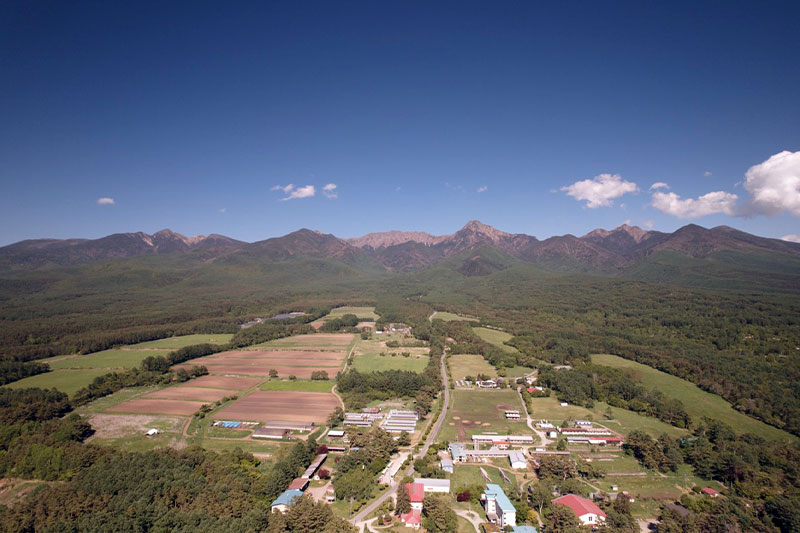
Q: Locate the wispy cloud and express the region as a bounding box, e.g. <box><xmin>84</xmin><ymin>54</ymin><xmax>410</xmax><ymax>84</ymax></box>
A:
<box><xmin>445</xmin><ymin>182</ymin><xmax>464</xmax><ymax>192</ymax></box>
<box><xmin>561</xmin><ymin>173</ymin><xmax>638</xmax><ymax>208</ymax></box>
<box><xmin>271</xmin><ymin>184</ymin><xmax>295</xmax><ymax>194</ymax></box>
<box><xmin>651</xmin><ymin>190</ymin><xmax>738</xmax><ymax>218</ymax></box>
<box><xmin>477</xmin><ymin>185</ymin><xmax>488</xmax><ymax>193</ymax></box>
<box><xmin>322</xmin><ymin>183</ymin><xmax>338</xmax><ymax>199</ymax></box>
<box><xmin>643</xmin><ymin>219</ymin><xmax>655</xmax><ymax>229</ymax></box>
<box><xmin>704</xmin><ymin>171</ymin><xmax>712</xmax><ymax>177</ymax></box>
<box><xmin>781</xmin><ymin>234</ymin><xmax>800</xmax><ymax>243</ymax></box>
<box><xmin>97</xmin><ymin>197</ymin><xmax>115</xmax><ymax>205</ymax></box>
<box><xmin>649</xmin><ymin>182</ymin><xmax>670</xmax><ymax>191</ymax></box>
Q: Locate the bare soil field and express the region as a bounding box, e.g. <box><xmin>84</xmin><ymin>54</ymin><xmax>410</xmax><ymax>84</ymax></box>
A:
<box><xmin>176</xmin><ymin>365</ymin><xmax>333</xmax><ymax>378</ymax></box>
<box><xmin>268</xmin><ymin>334</ymin><xmax>354</xmax><ymax>346</ymax></box>
<box><xmin>142</xmin><ymin>386</ymin><xmax>233</xmax><ymax>402</ymax></box>
<box><xmin>234</xmin><ymin>350</ymin><xmax>347</xmax><ymax>361</ymax></box>
<box><xmin>214</xmin><ymin>391</ymin><xmax>336</xmax><ymax>423</ymax></box>
<box><xmin>88</xmin><ymin>413</ymin><xmax>186</xmax><ymax>440</ymax></box>
<box><xmin>189</xmin><ymin>375</ymin><xmax>262</xmax><ymax>390</ymax></box>
<box><xmin>108</xmin><ymin>399</ymin><xmax>205</xmax><ymax>416</ymax></box>
<box><xmin>200</xmin><ymin>357</ymin><xmax>342</xmax><ymax>367</ymax></box>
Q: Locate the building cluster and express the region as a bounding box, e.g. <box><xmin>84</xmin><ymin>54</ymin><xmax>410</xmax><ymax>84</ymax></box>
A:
<box><xmin>557</xmin><ymin>421</ymin><xmax>621</xmax><ymax>446</ymax></box>
<box><xmin>399</xmin><ymin>478</ymin><xmax>452</xmax><ymax>528</ymax></box>
<box><xmin>270</xmin><ymin>453</ymin><xmax>328</xmax><ymax>513</ymax></box>
<box><xmin>380</xmin><ymin>409</ymin><xmax>419</xmax><ymax>433</ymax></box>
<box><xmin>448</xmin><ymin>441</ymin><xmax>528</xmax><ymax>470</ymax></box>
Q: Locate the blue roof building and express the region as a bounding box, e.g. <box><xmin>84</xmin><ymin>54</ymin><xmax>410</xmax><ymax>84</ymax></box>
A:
<box><xmin>484</xmin><ymin>483</ymin><xmax>516</xmax><ymax>528</ymax></box>
<box><xmin>449</xmin><ymin>442</ymin><xmax>467</xmax><ymax>462</ymax></box>
<box><xmin>271</xmin><ymin>489</ymin><xmax>304</xmax><ymax>512</ymax></box>
<box><xmin>513</xmin><ymin>526</ymin><xmax>539</xmax><ymax>533</ymax></box>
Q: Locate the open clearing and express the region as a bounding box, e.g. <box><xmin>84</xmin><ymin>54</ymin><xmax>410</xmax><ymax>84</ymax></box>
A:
<box><xmin>472</xmin><ymin>327</ymin><xmax>519</xmax><ymax>353</ymax></box>
<box><xmin>126</xmin><ymin>334</ymin><xmax>234</xmax><ymax>350</ymax></box>
<box><xmin>260</xmin><ymin>380</ymin><xmax>334</xmax><ymax>393</ymax></box>
<box><xmin>214</xmin><ymin>391</ymin><xmax>337</xmax><ymax>424</ymax></box>
<box><xmin>433</xmin><ymin>311</ymin><xmax>478</xmax><ymax>322</ymax></box>
<box><xmin>352</xmin><ymin>332</ymin><xmax>430</xmax><ymax>372</ymax></box>
<box><xmin>440</xmin><ymin>389</ymin><xmax>527</xmax><ymax>442</ymax></box>
<box><xmin>448</xmin><ymin>354</ymin><xmax>496</xmax><ymax>380</ymax></box>
<box><xmin>108</xmin><ymin>398</ymin><xmax>205</xmax><ymax>416</ymax></box>
<box><xmin>323</xmin><ymin>306</ymin><xmax>379</xmax><ymax>320</ymax></box>
<box><xmin>352</xmin><ymin>352</ymin><xmax>429</xmax><ymax>372</ymax></box>
<box><xmin>592</xmin><ymin>353</ymin><xmax>795</xmax><ymax>441</ymax></box>
<box><xmin>142</xmin><ymin>386</ymin><xmax>234</xmax><ymax>402</ymax></box>
<box><xmin>4</xmin><ymin>368</ymin><xmax>114</xmax><ymax>395</ymax></box>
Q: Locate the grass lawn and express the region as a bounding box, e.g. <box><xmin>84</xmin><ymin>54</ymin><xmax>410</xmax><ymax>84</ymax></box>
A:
<box><xmin>472</xmin><ymin>327</ymin><xmax>519</xmax><ymax>354</ymax></box>
<box><xmin>504</xmin><ymin>365</ymin><xmax>535</xmax><ymax>378</ymax></box>
<box><xmin>47</xmin><ymin>349</ymin><xmax>172</xmax><ymax>370</ymax></box>
<box><xmin>433</xmin><ymin>311</ymin><xmax>478</xmax><ymax>322</ymax></box>
<box><xmin>76</xmin><ymin>385</ymin><xmax>163</xmax><ymax>413</ymax></box>
<box><xmin>352</xmin><ymin>352</ymin><xmax>429</xmax><ymax>372</ymax></box>
<box><xmin>527</xmin><ymin>396</ymin><xmax>687</xmax><ymax>438</ymax></box>
<box><xmin>324</xmin><ymin>306</ymin><xmax>379</xmax><ymax>320</ymax></box>
<box><xmin>127</xmin><ymin>334</ymin><xmax>234</xmax><ymax>350</ymax></box>
<box><xmin>592</xmin><ymin>353</ymin><xmax>796</xmax><ymax>441</ymax></box>
<box><xmin>4</xmin><ymin>368</ymin><xmax>114</xmax><ymax>396</ymax></box>
<box><xmin>448</xmin><ymin>354</ymin><xmax>496</xmax><ymax>380</ymax></box>
<box><xmin>440</xmin><ymin>389</ymin><xmax>528</xmax><ymax>442</ymax></box>
<box><xmin>260</xmin><ymin>379</ymin><xmax>334</xmax><ymax>393</ymax></box>
<box><xmin>450</xmin><ymin>465</ymin><xmax>513</xmax><ymax>490</ymax></box>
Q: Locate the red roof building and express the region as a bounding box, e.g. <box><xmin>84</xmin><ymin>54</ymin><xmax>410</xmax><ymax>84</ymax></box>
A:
<box><xmin>287</xmin><ymin>478</ymin><xmax>309</xmax><ymax>491</ymax></box>
<box><xmin>702</xmin><ymin>487</ymin><xmax>720</xmax><ymax>497</ymax></box>
<box><xmin>400</xmin><ymin>508</ymin><xmax>421</xmax><ymax>528</ymax></box>
<box><xmin>406</xmin><ymin>482</ymin><xmax>425</xmax><ymax>504</ymax></box>
<box><xmin>552</xmin><ymin>494</ymin><xmax>607</xmax><ymax>526</ymax></box>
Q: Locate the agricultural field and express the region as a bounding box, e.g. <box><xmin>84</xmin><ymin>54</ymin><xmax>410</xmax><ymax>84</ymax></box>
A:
<box><xmin>260</xmin><ymin>379</ymin><xmax>334</xmax><ymax>393</ymax></box>
<box><xmin>323</xmin><ymin>306</ymin><xmax>379</xmax><ymax>320</ymax></box>
<box><xmin>214</xmin><ymin>390</ymin><xmax>338</xmax><ymax>424</ymax></box>
<box><xmin>447</xmin><ymin>354</ymin><xmax>496</xmax><ymax>381</ymax></box>
<box><xmin>126</xmin><ymin>334</ymin><xmax>234</xmax><ymax>349</ymax></box>
<box><xmin>253</xmin><ymin>333</ymin><xmax>356</xmax><ymax>349</ymax></box>
<box><xmin>352</xmin><ymin>332</ymin><xmax>430</xmax><ymax>372</ymax></box>
<box><xmin>592</xmin><ymin>353</ymin><xmax>796</xmax><ymax>441</ymax></box>
<box><xmin>472</xmin><ymin>327</ymin><xmax>519</xmax><ymax>353</ymax></box>
<box><xmin>440</xmin><ymin>389</ymin><xmax>527</xmax><ymax>442</ymax></box>
<box><xmin>4</xmin><ymin>368</ymin><xmax>115</xmax><ymax>395</ymax></box>
<box><xmin>432</xmin><ymin>311</ymin><xmax>478</xmax><ymax>322</ymax></box>
<box><xmin>526</xmin><ymin>396</ymin><xmax>687</xmax><ymax>438</ymax></box>
<box><xmin>86</xmin><ymin>413</ymin><xmax>187</xmax><ymax>451</ymax></box>
<box><xmin>46</xmin><ymin>349</ymin><xmax>172</xmax><ymax>370</ymax></box>
<box><xmin>174</xmin><ymin>348</ymin><xmax>347</xmax><ymax>379</ymax></box>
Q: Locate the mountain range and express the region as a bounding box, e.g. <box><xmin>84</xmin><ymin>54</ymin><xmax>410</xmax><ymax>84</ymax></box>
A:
<box><xmin>2</xmin><ymin>221</ymin><xmax>799</xmax><ymax>280</ymax></box>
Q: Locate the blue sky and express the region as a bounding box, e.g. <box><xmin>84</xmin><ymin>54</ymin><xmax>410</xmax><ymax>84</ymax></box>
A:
<box><xmin>1</xmin><ymin>1</ymin><xmax>799</xmax><ymax>245</ymax></box>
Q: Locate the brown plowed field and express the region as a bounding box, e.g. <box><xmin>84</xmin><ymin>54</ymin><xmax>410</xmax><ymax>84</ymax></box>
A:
<box><xmin>269</xmin><ymin>334</ymin><xmax>354</xmax><ymax>346</ymax></box>
<box><xmin>142</xmin><ymin>387</ymin><xmax>233</xmax><ymax>402</ymax></box>
<box><xmin>214</xmin><ymin>391</ymin><xmax>336</xmax><ymax>423</ymax></box>
<box><xmin>174</xmin><ymin>365</ymin><xmax>331</xmax><ymax>378</ymax></box>
<box><xmin>200</xmin><ymin>357</ymin><xmax>341</xmax><ymax>367</ymax></box>
<box><xmin>188</xmin><ymin>375</ymin><xmax>262</xmax><ymax>390</ymax></box>
<box><xmin>108</xmin><ymin>399</ymin><xmax>205</xmax><ymax>416</ymax></box>
<box><xmin>236</xmin><ymin>350</ymin><xmax>346</xmax><ymax>360</ymax></box>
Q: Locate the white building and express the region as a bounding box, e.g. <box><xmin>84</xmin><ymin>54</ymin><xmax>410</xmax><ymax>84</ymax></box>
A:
<box><xmin>483</xmin><ymin>484</ymin><xmax>516</xmax><ymax>528</ymax></box>
<box><xmin>414</xmin><ymin>478</ymin><xmax>450</xmax><ymax>493</ymax></box>
<box><xmin>508</xmin><ymin>450</ymin><xmax>527</xmax><ymax>469</ymax></box>
<box><xmin>551</xmin><ymin>494</ymin><xmax>607</xmax><ymax>526</ymax></box>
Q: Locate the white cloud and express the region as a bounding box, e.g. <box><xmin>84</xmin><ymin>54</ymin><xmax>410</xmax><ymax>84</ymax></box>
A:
<box><xmin>781</xmin><ymin>234</ymin><xmax>800</xmax><ymax>243</ymax></box>
<box><xmin>97</xmin><ymin>197</ymin><xmax>115</xmax><ymax>205</ymax></box>
<box><xmin>651</xmin><ymin>190</ymin><xmax>738</xmax><ymax>219</ymax></box>
<box><xmin>322</xmin><ymin>183</ymin><xmax>338</xmax><ymax>199</ymax></box>
<box><xmin>704</xmin><ymin>171</ymin><xmax>712</xmax><ymax>177</ymax></box>
<box><xmin>281</xmin><ymin>185</ymin><xmax>315</xmax><ymax>201</ymax></box>
<box><xmin>643</xmin><ymin>220</ymin><xmax>655</xmax><ymax>229</ymax></box>
<box><xmin>271</xmin><ymin>184</ymin><xmax>294</xmax><ymax>193</ymax></box>
<box><xmin>477</xmin><ymin>185</ymin><xmax>488</xmax><ymax>193</ymax></box>
<box><xmin>649</xmin><ymin>182</ymin><xmax>670</xmax><ymax>191</ymax></box>
<box><xmin>561</xmin><ymin>173</ymin><xmax>638</xmax><ymax>208</ymax></box>
<box><xmin>741</xmin><ymin>150</ymin><xmax>800</xmax><ymax>216</ymax></box>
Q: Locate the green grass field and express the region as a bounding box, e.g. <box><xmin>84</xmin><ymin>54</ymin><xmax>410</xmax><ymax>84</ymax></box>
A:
<box><xmin>504</xmin><ymin>365</ymin><xmax>535</xmax><ymax>378</ymax></box>
<box><xmin>127</xmin><ymin>334</ymin><xmax>234</xmax><ymax>350</ymax></box>
<box><xmin>472</xmin><ymin>327</ymin><xmax>519</xmax><ymax>353</ymax></box>
<box><xmin>47</xmin><ymin>349</ymin><xmax>173</xmax><ymax>370</ymax></box>
<box><xmin>352</xmin><ymin>352</ymin><xmax>429</xmax><ymax>372</ymax></box>
<box><xmin>433</xmin><ymin>311</ymin><xmax>478</xmax><ymax>322</ymax></box>
<box><xmin>4</xmin><ymin>368</ymin><xmax>116</xmax><ymax>395</ymax></box>
<box><xmin>527</xmin><ymin>396</ymin><xmax>687</xmax><ymax>438</ymax></box>
<box><xmin>324</xmin><ymin>306</ymin><xmax>379</xmax><ymax>320</ymax></box>
<box><xmin>440</xmin><ymin>388</ymin><xmax>527</xmax><ymax>441</ymax></box>
<box><xmin>592</xmin><ymin>353</ymin><xmax>796</xmax><ymax>441</ymax></box>
<box><xmin>450</xmin><ymin>464</ymin><xmax>513</xmax><ymax>490</ymax></box>
<box><xmin>260</xmin><ymin>379</ymin><xmax>334</xmax><ymax>393</ymax></box>
<box><xmin>448</xmin><ymin>354</ymin><xmax>496</xmax><ymax>380</ymax></box>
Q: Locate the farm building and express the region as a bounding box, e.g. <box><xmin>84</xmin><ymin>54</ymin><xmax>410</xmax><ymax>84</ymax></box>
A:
<box><xmin>145</xmin><ymin>428</ymin><xmax>159</xmax><ymax>436</ymax></box>
<box><xmin>271</xmin><ymin>489</ymin><xmax>304</xmax><ymax>513</ymax></box>
<box><xmin>380</xmin><ymin>409</ymin><xmax>419</xmax><ymax>434</ymax></box>
<box><xmin>575</xmin><ymin>420</ymin><xmax>592</xmax><ymax>426</ymax></box>
<box><xmin>505</xmin><ymin>410</ymin><xmax>521</xmax><ymax>420</ymax></box>
<box><xmin>551</xmin><ymin>494</ymin><xmax>606</xmax><ymax>526</ymax></box>
<box><xmin>414</xmin><ymin>478</ymin><xmax>450</xmax><ymax>493</ymax></box>
<box><xmin>253</xmin><ymin>427</ymin><xmax>291</xmax><ymax>440</ymax></box>
<box><xmin>406</xmin><ymin>483</ymin><xmax>425</xmax><ymax>509</ymax></box>
<box><xmin>301</xmin><ymin>454</ymin><xmax>327</xmax><ymax>479</ymax></box>
<box><xmin>508</xmin><ymin>450</ymin><xmax>527</xmax><ymax>469</ymax></box>
<box><xmin>702</xmin><ymin>487</ymin><xmax>720</xmax><ymax>497</ymax></box>
<box><xmin>344</xmin><ymin>412</ymin><xmax>383</xmax><ymax>427</ymax></box>
<box><xmin>440</xmin><ymin>457</ymin><xmax>454</xmax><ymax>473</ymax></box>
<box><xmin>472</xmin><ymin>434</ymin><xmax>534</xmax><ymax>446</ymax></box>
<box><xmin>288</xmin><ymin>478</ymin><xmax>309</xmax><ymax>491</ymax></box>
<box><xmin>400</xmin><ymin>509</ymin><xmax>421</xmax><ymax>529</ymax></box>
<box><xmin>477</xmin><ymin>380</ymin><xmax>497</xmax><ymax>388</ymax></box>
<box><xmin>483</xmin><ymin>484</ymin><xmax>516</xmax><ymax>528</ymax></box>
<box><xmin>327</xmin><ymin>429</ymin><xmax>345</xmax><ymax>438</ymax></box>
<box><xmin>449</xmin><ymin>443</ymin><xmax>467</xmax><ymax>463</ymax></box>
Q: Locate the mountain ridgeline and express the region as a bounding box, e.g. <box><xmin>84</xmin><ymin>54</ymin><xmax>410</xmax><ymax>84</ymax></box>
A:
<box><xmin>3</xmin><ymin>221</ymin><xmax>799</xmax><ymax>286</ymax></box>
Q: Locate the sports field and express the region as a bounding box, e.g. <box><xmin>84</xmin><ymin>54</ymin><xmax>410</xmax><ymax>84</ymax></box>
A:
<box><xmin>440</xmin><ymin>389</ymin><xmax>527</xmax><ymax>442</ymax></box>
<box><xmin>592</xmin><ymin>353</ymin><xmax>795</xmax><ymax>441</ymax></box>
<box><xmin>214</xmin><ymin>391</ymin><xmax>337</xmax><ymax>424</ymax></box>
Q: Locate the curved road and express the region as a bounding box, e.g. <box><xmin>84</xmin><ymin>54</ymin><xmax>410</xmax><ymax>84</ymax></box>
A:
<box><xmin>351</xmin><ymin>349</ymin><xmax>450</xmax><ymax>528</ymax></box>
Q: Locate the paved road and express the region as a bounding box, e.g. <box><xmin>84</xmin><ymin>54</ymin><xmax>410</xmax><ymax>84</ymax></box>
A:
<box><xmin>351</xmin><ymin>348</ymin><xmax>450</xmax><ymax>528</ymax></box>
<box><xmin>518</xmin><ymin>386</ymin><xmax>551</xmax><ymax>446</ymax></box>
